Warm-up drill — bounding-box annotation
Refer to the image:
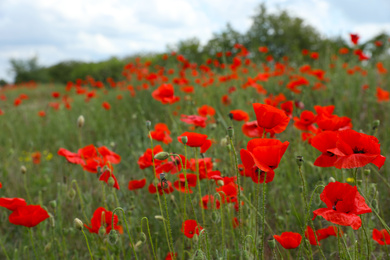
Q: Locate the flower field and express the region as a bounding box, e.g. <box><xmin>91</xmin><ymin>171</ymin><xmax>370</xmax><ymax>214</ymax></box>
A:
<box><xmin>0</xmin><ymin>35</ymin><xmax>389</xmax><ymax>259</ymax></box>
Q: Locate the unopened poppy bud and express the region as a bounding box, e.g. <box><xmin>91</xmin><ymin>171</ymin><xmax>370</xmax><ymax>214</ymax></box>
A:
<box><xmin>49</xmin><ymin>200</ymin><xmax>57</xmax><ymax>209</ymax></box>
<box><xmin>74</xmin><ymin>218</ymin><xmax>83</xmax><ymax>231</ymax></box>
<box><xmin>134</xmin><ymin>240</ymin><xmax>143</xmax><ymax>250</ymax></box>
<box><xmin>44</xmin><ymin>242</ymin><xmax>52</xmax><ymax>253</ymax></box>
<box><xmin>217</xmin><ymin>180</ymin><xmax>224</xmax><ymax>186</ymax></box>
<box><xmin>21</xmin><ymin>165</ymin><xmax>27</xmax><ymax>174</ymax></box>
<box><xmin>170</xmin><ymin>194</ymin><xmax>175</xmax><ymax>202</ymax></box>
<box><xmin>77</xmin><ymin>115</ymin><xmax>85</xmax><ymax>128</ymax></box>
<box><xmin>139</xmin><ymin>232</ymin><xmax>147</xmax><ymax>243</ymax></box>
<box><xmin>226</xmin><ymin>143</ymin><xmax>232</xmax><ymax>151</ymax></box>
<box><xmin>180</xmin><ymin>136</ymin><xmax>188</xmax><ymax>145</ymax></box>
<box><xmin>194</xmin><ymin>249</ymin><xmax>204</xmax><ymax>260</ymax></box>
<box><xmin>154</xmin><ymin>152</ymin><xmax>169</xmax><ymax>161</ymax></box>
<box><xmin>98</xmin><ymin>226</ymin><xmax>106</xmax><ymax>236</ymax></box>
<box><xmin>108</xmin><ymin>177</ymin><xmax>115</xmax><ymax>187</ymax></box>
<box><xmin>268</xmin><ymin>238</ymin><xmax>276</xmax><ymax>249</ymax></box>
<box><xmin>372</xmin><ymin>120</ymin><xmax>380</xmax><ymax>129</ymax></box>
<box><xmin>160</xmin><ymin>172</ymin><xmax>166</xmax><ymax>180</ymax></box>
<box><xmin>329</xmin><ymin>177</ymin><xmax>336</xmax><ymax>183</ymax></box>
<box><xmin>211</xmin><ymin>211</ymin><xmax>221</xmax><ymax>223</ymax></box>
<box><xmin>210</xmin><ymin>123</ymin><xmax>217</xmax><ymax>130</ymax></box>
<box><xmin>49</xmin><ymin>213</ymin><xmax>55</xmax><ymax>227</ymax></box>
<box><xmin>364</xmin><ymin>169</ymin><xmax>371</xmax><ymax>176</ymax></box>
<box><xmin>68</xmin><ymin>188</ymin><xmax>76</xmax><ymax>200</ymax></box>
<box><xmin>296</xmin><ymin>156</ymin><xmax>304</xmax><ymax>167</ymax></box>
<box><xmin>227</xmin><ymin>127</ymin><xmax>234</xmax><ymax>138</ymax></box>
<box><xmin>145</xmin><ymin>120</ymin><xmax>151</xmax><ymax>131</ymax></box>
<box><xmin>108</xmin><ymin>230</ymin><xmax>119</xmax><ymax>245</ymax></box>
<box><xmin>155</xmin><ymin>215</ymin><xmax>165</xmax><ymax>221</ymax></box>
<box><xmin>220</xmin><ymin>137</ymin><xmax>228</xmax><ymax>146</ymax></box>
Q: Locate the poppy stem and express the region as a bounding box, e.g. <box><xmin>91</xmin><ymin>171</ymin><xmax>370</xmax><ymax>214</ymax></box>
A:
<box><xmin>101</xmin><ymin>182</ymin><xmax>108</xmax><ymax>209</ymax></box>
<box><xmin>170</xmin><ymin>153</ymin><xmax>188</xmax><ymax>219</ymax></box>
<box><xmin>28</xmin><ymin>228</ymin><xmax>38</xmax><ymax>260</ymax></box>
<box><xmin>111</xmin><ymin>207</ymin><xmax>138</xmax><ymax>260</ymax></box>
<box><xmin>214</xmin><ymin>192</ymin><xmax>226</xmax><ymax>252</ymax></box>
<box><xmin>141</xmin><ymin>217</ymin><xmax>157</xmax><ymax>260</ymax></box>
<box><xmin>162</xmin><ymin>192</ymin><xmax>175</xmax><ymax>260</ymax></box>
<box><xmin>71</xmin><ymin>179</ymin><xmax>88</xmax><ymax>223</ymax></box>
<box><xmin>81</xmin><ymin>228</ymin><xmax>94</xmax><ymax>260</ymax></box>
<box><xmin>385</xmin><ymin>241</ymin><xmax>389</xmax><ymax>260</ymax></box>
<box><xmin>261</xmin><ymin>172</ymin><xmax>267</xmax><ymax>260</ymax></box>
<box><xmin>0</xmin><ymin>237</ymin><xmax>10</xmax><ymax>260</ymax></box>
<box><xmin>197</xmin><ymin>229</ymin><xmax>211</xmax><ymax>259</ymax></box>
<box><xmin>340</xmin><ymin>226</ymin><xmax>352</xmax><ymax>260</ymax></box>
<box><xmin>24</xmin><ymin>174</ymin><xmax>32</xmax><ymax>203</ymax></box>
<box><xmin>194</xmin><ymin>148</ymin><xmax>206</xmax><ymax>228</ymax></box>
<box><xmin>254</xmin><ymin>176</ymin><xmax>261</xmax><ymax>259</ymax></box>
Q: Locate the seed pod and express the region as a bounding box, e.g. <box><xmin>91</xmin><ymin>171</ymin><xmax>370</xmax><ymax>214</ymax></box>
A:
<box><xmin>108</xmin><ymin>230</ymin><xmax>119</xmax><ymax>245</ymax></box>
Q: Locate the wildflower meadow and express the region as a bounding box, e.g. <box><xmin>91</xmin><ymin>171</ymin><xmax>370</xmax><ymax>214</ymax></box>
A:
<box><xmin>0</xmin><ymin>27</ymin><xmax>390</xmax><ymax>259</ymax></box>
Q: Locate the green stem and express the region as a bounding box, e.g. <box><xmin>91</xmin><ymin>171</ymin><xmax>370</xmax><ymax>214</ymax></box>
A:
<box><xmin>81</xmin><ymin>229</ymin><xmax>94</xmax><ymax>260</ymax></box>
<box><xmin>261</xmin><ymin>172</ymin><xmax>267</xmax><ymax>260</ymax></box>
<box><xmin>254</xmin><ymin>178</ymin><xmax>261</xmax><ymax>258</ymax></box>
<box><xmin>340</xmin><ymin>226</ymin><xmax>352</xmax><ymax>260</ymax></box>
<box><xmin>71</xmin><ymin>180</ymin><xmax>88</xmax><ymax>222</ymax></box>
<box><xmin>101</xmin><ymin>182</ymin><xmax>108</xmax><ymax>209</ymax></box>
<box><xmin>194</xmin><ymin>148</ymin><xmax>206</xmax><ymax>227</ymax></box>
<box><xmin>141</xmin><ymin>217</ymin><xmax>157</xmax><ymax>260</ymax></box>
<box><xmin>28</xmin><ymin>228</ymin><xmax>38</xmax><ymax>260</ymax></box>
<box><xmin>111</xmin><ymin>207</ymin><xmax>138</xmax><ymax>260</ymax></box>
<box><xmin>198</xmin><ymin>229</ymin><xmax>211</xmax><ymax>260</ymax></box>
<box><xmin>0</xmin><ymin>238</ymin><xmax>10</xmax><ymax>260</ymax></box>
<box><xmin>162</xmin><ymin>192</ymin><xmax>175</xmax><ymax>260</ymax></box>
<box><xmin>214</xmin><ymin>192</ymin><xmax>226</xmax><ymax>253</ymax></box>
<box><xmin>24</xmin><ymin>174</ymin><xmax>32</xmax><ymax>203</ymax></box>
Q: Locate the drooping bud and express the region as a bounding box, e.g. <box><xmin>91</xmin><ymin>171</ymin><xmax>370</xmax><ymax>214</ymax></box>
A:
<box><xmin>74</xmin><ymin>218</ymin><xmax>84</xmax><ymax>231</ymax></box>
<box><xmin>363</xmin><ymin>169</ymin><xmax>371</xmax><ymax>176</ymax></box>
<box><xmin>145</xmin><ymin>120</ymin><xmax>151</xmax><ymax>131</ymax></box>
<box><xmin>268</xmin><ymin>238</ymin><xmax>276</xmax><ymax>249</ymax></box>
<box><xmin>227</xmin><ymin>127</ymin><xmax>234</xmax><ymax>138</ymax></box>
<box><xmin>21</xmin><ymin>165</ymin><xmax>27</xmax><ymax>174</ymax></box>
<box><xmin>49</xmin><ymin>213</ymin><xmax>55</xmax><ymax>227</ymax></box>
<box><xmin>49</xmin><ymin>200</ymin><xmax>57</xmax><ymax>209</ymax></box>
<box><xmin>329</xmin><ymin>177</ymin><xmax>336</xmax><ymax>183</ymax></box>
<box><xmin>155</xmin><ymin>215</ymin><xmax>165</xmax><ymax>221</ymax></box>
<box><xmin>139</xmin><ymin>232</ymin><xmax>147</xmax><ymax>243</ymax></box>
<box><xmin>296</xmin><ymin>156</ymin><xmax>304</xmax><ymax>167</ymax></box>
<box><xmin>372</xmin><ymin>120</ymin><xmax>380</xmax><ymax>130</ymax></box>
<box><xmin>154</xmin><ymin>152</ymin><xmax>169</xmax><ymax>161</ymax></box>
<box><xmin>180</xmin><ymin>136</ymin><xmax>188</xmax><ymax>145</ymax></box>
<box><xmin>77</xmin><ymin>115</ymin><xmax>85</xmax><ymax>128</ymax></box>
<box><xmin>134</xmin><ymin>240</ymin><xmax>143</xmax><ymax>250</ymax></box>
<box><xmin>98</xmin><ymin>226</ymin><xmax>106</xmax><ymax>236</ymax></box>
<box><xmin>108</xmin><ymin>177</ymin><xmax>115</xmax><ymax>187</ymax></box>
<box><xmin>108</xmin><ymin>230</ymin><xmax>119</xmax><ymax>245</ymax></box>
<box><xmin>217</xmin><ymin>180</ymin><xmax>224</xmax><ymax>186</ymax></box>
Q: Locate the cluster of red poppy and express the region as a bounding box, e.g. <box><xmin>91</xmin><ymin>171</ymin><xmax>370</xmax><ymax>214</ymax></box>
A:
<box><xmin>84</xmin><ymin>207</ymin><xmax>123</xmax><ymax>234</ymax></box>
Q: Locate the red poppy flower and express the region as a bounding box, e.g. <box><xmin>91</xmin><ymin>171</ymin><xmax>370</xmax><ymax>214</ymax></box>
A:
<box><xmin>221</xmin><ymin>95</ymin><xmax>231</xmax><ymax>106</ymax></box>
<box><xmin>181</xmin><ymin>219</ymin><xmax>203</xmax><ymax>238</ymax></box>
<box><xmin>258</xmin><ymin>46</ymin><xmax>268</xmax><ymax>53</ymax></box>
<box><xmin>9</xmin><ymin>205</ymin><xmax>49</xmax><ymax>228</ymax></box>
<box><xmin>165</xmin><ymin>252</ymin><xmax>178</xmax><ymax>260</ymax></box>
<box><xmin>200</xmin><ymin>195</ymin><xmax>220</xmax><ymax>210</ymax></box>
<box><xmin>281</xmin><ymin>101</ymin><xmax>293</xmax><ymax>118</ymax></box>
<box><xmin>84</xmin><ymin>207</ymin><xmax>123</xmax><ymax>234</ymax></box>
<box><xmin>31</xmin><ymin>152</ymin><xmax>41</xmax><ymax>164</ymax></box>
<box><xmin>177</xmin><ymin>132</ymin><xmax>208</xmax><ymax>147</ymax></box>
<box><xmin>229</xmin><ymin>110</ymin><xmax>249</xmax><ymax>122</ymax></box>
<box><xmin>156</xmin><ymin>154</ymin><xmax>189</xmax><ymax>175</ymax></box>
<box><xmin>57</xmin><ymin>148</ymin><xmax>85</xmax><ymax>164</ymax></box>
<box><xmin>274</xmin><ymin>232</ymin><xmax>302</xmax><ymax>249</ymax></box>
<box><xmin>0</xmin><ymin>198</ymin><xmax>27</xmax><ymax>211</ymax></box>
<box><xmin>376</xmin><ymin>87</ymin><xmax>389</xmax><ymax>102</ymax></box>
<box><xmin>240</xmin><ymin>138</ymin><xmax>289</xmax><ymax>173</ymax></box>
<box><xmin>311</xmin><ymin>131</ymin><xmax>339</xmax><ymax>167</ymax></box>
<box><xmin>216</xmin><ymin>182</ymin><xmax>238</xmax><ymax>204</ymax></box>
<box><xmin>316</xmin><ymin>114</ymin><xmax>352</xmax><ymax>131</ymax></box>
<box><xmin>310</xmin><ymin>52</ymin><xmax>319</xmax><ymax>60</ymax></box>
<box><xmin>372</xmin><ymin>229</ymin><xmax>390</xmax><ymax>245</ymax></box>
<box><xmin>14</xmin><ymin>98</ymin><xmax>22</xmax><ymax>106</ymax></box>
<box><xmin>128</xmin><ymin>178</ymin><xmax>146</xmax><ymax>190</ymax></box>
<box><xmin>152</xmin><ymin>84</ymin><xmax>180</xmax><ymax>104</ymax></box>
<box><xmin>99</xmin><ymin>167</ymin><xmax>120</xmax><ymax>190</ymax></box>
<box><xmin>180</xmin><ymin>115</ymin><xmax>207</xmax><ymax>128</ymax></box>
<box><xmin>148</xmin><ymin>181</ymin><xmax>174</xmax><ymax>196</ymax></box>
<box><xmin>232</xmin><ymin>217</ymin><xmax>240</xmax><ymax>229</ymax></box>
<box><xmin>38</xmin><ymin>111</ymin><xmax>46</xmax><ymax>117</ymax></box>
<box><xmin>242</xmin><ymin>121</ymin><xmax>264</xmax><ymax>138</ymax></box>
<box><xmin>198</xmin><ymin>105</ymin><xmax>215</xmax><ymax>117</ymax></box>
<box><xmin>52</xmin><ymin>92</ymin><xmax>60</xmax><ymax>98</ymax></box>
<box><xmin>189</xmin><ymin>158</ymin><xmax>213</xmax><ymax>180</ymax></box>
<box><xmin>305</xmin><ymin>226</ymin><xmax>342</xmax><ymax>245</ymax></box>
<box><xmin>200</xmin><ymin>139</ymin><xmax>212</xmax><ymax>154</ymax></box>
<box><xmin>149</xmin><ymin>123</ymin><xmax>172</xmax><ymax>144</ymax></box>
<box><xmin>173</xmin><ymin>173</ymin><xmax>197</xmax><ymax>193</ymax></box>
<box><xmin>312</xmin><ymin>181</ymin><xmax>371</xmax><ymax>230</ymax></box>
<box><xmin>97</xmin><ymin>146</ymin><xmax>121</xmax><ymax>164</ymax></box>
<box><xmin>138</xmin><ymin>145</ymin><xmax>166</xmax><ymax>169</ymax></box>
<box><xmin>350</xmin><ymin>33</ymin><xmax>359</xmax><ymax>45</ymax></box>
<box><xmin>102</xmin><ymin>101</ymin><xmax>111</xmax><ymax>110</ymax></box>
<box><xmin>252</xmin><ymin>103</ymin><xmax>290</xmax><ymax>134</ymax></box>
<box><xmin>293</xmin><ymin>111</ymin><xmax>317</xmax><ymax>131</ymax></box>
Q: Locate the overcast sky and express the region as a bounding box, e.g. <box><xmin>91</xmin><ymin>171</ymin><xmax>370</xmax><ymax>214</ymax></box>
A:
<box><xmin>1</xmin><ymin>0</ymin><xmax>389</xmax><ymax>82</ymax></box>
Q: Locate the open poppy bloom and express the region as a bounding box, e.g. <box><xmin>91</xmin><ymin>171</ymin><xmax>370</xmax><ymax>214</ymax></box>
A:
<box><xmin>312</xmin><ymin>182</ymin><xmax>371</xmax><ymax>230</ymax></box>
<box><xmin>98</xmin><ymin>166</ymin><xmax>120</xmax><ymax>190</ymax></box>
<box><xmin>148</xmin><ymin>181</ymin><xmax>174</xmax><ymax>196</ymax></box>
<box><xmin>197</xmin><ymin>105</ymin><xmax>215</xmax><ymax>117</ymax></box>
<box><xmin>372</xmin><ymin>229</ymin><xmax>390</xmax><ymax>245</ymax></box>
<box><xmin>128</xmin><ymin>179</ymin><xmax>146</xmax><ymax>191</ymax></box>
<box><xmin>252</xmin><ymin>103</ymin><xmax>290</xmax><ymax>134</ymax></box>
<box><xmin>200</xmin><ymin>195</ymin><xmax>220</xmax><ymax>209</ymax></box>
<box><xmin>180</xmin><ymin>115</ymin><xmax>207</xmax><ymax>128</ymax></box>
<box><xmin>149</xmin><ymin>123</ymin><xmax>172</xmax><ymax>144</ymax></box>
<box><xmin>0</xmin><ymin>198</ymin><xmax>27</xmax><ymax>211</ymax></box>
<box><xmin>305</xmin><ymin>226</ymin><xmax>342</xmax><ymax>245</ymax></box>
<box><xmin>310</xmin><ymin>131</ymin><xmax>339</xmax><ymax>167</ymax></box>
<box><xmin>240</xmin><ymin>138</ymin><xmax>289</xmax><ymax>183</ymax></box>
<box><xmin>138</xmin><ymin>145</ymin><xmax>166</xmax><ymax>169</ymax></box>
<box><xmin>152</xmin><ymin>84</ymin><xmax>180</xmax><ymax>104</ymax></box>
<box><xmin>274</xmin><ymin>232</ymin><xmax>302</xmax><ymax>249</ymax></box>
<box><xmin>293</xmin><ymin>111</ymin><xmax>317</xmax><ymax>131</ymax></box>
<box><xmin>177</xmin><ymin>132</ymin><xmax>208</xmax><ymax>148</ymax></box>
<box><xmin>242</xmin><ymin>121</ymin><xmax>265</xmax><ymax>138</ymax></box>
<box><xmin>84</xmin><ymin>207</ymin><xmax>123</xmax><ymax>234</ymax></box>
<box><xmin>350</xmin><ymin>33</ymin><xmax>359</xmax><ymax>45</ymax></box>
<box><xmin>165</xmin><ymin>252</ymin><xmax>178</xmax><ymax>260</ymax></box>
<box><xmin>156</xmin><ymin>154</ymin><xmax>189</xmax><ymax>175</ymax></box>
<box><xmin>181</xmin><ymin>219</ymin><xmax>203</xmax><ymax>238</ymax></box>
<box><xmin>173</xmin><ymin>173</ymin><xmax>197</xmax><ymax>193</ymax></box>
<box><xmin>102</xmin><ymin>101</ymin><xmax>111</xmax><ymax>110</ymax></box>
<box><xmin>9</xmin><ymin>205</ymin><xmax>49</xmax><ymax>228</ymax></box>
<box><xmin>229</xmin><ymin>110</ymin><xmax>249</xmax><ymax>122</ymax></box>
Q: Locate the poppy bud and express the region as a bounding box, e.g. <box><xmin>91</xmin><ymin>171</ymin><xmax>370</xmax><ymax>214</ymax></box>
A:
<box><xmin>99</xmin><ymin>226</ymin><xmax>106</xmax><ymax>236</ymax></box>
<box><xmin>228</xmin><ymin>113</ymin><xmax>233</xmax><ymax>120</ymax></box>
<box><xmin>363</xmin><ymin>169</ymin><xmax>371</xmax><ymax>176</ymax></box>
<box><xmin>217</xmin><ymin>180</ymin><xmax>224</xmax><ymax>186</ymax></box>
<box><xmin>134</xmin><ymin>240</ymin><xmax>143</xmax><ymax>249</ymax></box>
<box><xmin>74</xmin><ymin>218</ymin><xmax>83</xmax><ymax>231</ymax></box>
<box><xmin>68</xmin><ymin>188</ymin><xmax>76</xmax><ymax>200</ymax></box>
<box><xmin>160</xmin><ymin>172</ymin><xmax>166</xmax><ymax>180</ymax></box>
<box><xmin>227</xmin><ymin>127</ymin><xmax>234</xmax><ymax>138</ymax></box>
<box><xmin>108</xmin><ymin>177</ymin><xmax>115</xmax><ymax>187</ymax></box>
<box><xmin>296</xmin><ymin>156</ymin><xmax>304</xmax><ymax>167</ymax></box>
<box><xmin>155</xmin><ymin>215</ymin><xmax>165</xmax><ymax>221</ymax></box>
<box><xmin>146</xmin><ymin>120</ymin><xmax>151</xmax><ymax>131</ymax></box>
<box><xmin>170</xmin><ymin>194</ymin><xmax>175</xmax><ymax>202</ymax></box>
<box><xmin>268</xmin><ymin>238</ymin><xmax>276</xmax><ymax>249</ymax></box>
<box><xmin>372</xmin><ymin>120</ymin><xmax>380</xmax><ymax>129</ymax></box>
<box><xmin>44</xmin><ymin>242</ymin><xmax>52</xmax><ymax>253</ymax></box>
<box><xmin>211</xmin><ymin>211</ymin><xmax>221</xmax><ymax>224</ymax></box>
<box><xmin>21</xmin><ymin>165</ymin><xmax>27</xmax><ymax>174</ymax></box>
<box><xmin>49</xmin><ymin>200</ymin><xmax>57</xmax><ymax>209</ymax></box>
<box><xmin>220</xmin><ymin>137</ymin><xmax>228</xmax><ymax>146</ymax></box>
<box><xmin>194</xmin><ymin>249</ymin><xmax>205</xmax><ymax>260</ymax></box>
<box><xmin>210</xmin><ymin>123</ymin><xmax>217</xmax><ymax>130</ymax></box>
<box><xmin>108</xmin><ymin>230</ymin><xmax>119</xmax><ymax>245</ymax></box>
<box><xmin>139</xmin><ymin>232</ymin><xmax>147</xmax><ymax>243</ymax></box>
<box><xmin>180</xmin><ymin>136</ymin><xmax>188</xmax><ymax>145</ymax></box>
<box><xmin>49</xmin><ymin>213</ymin><xmax>55</xmax><ymax>227</ymax></box>
<box><xmin>154</xmin><ymin>152</ymin><xmax>169</xmax><ymax>161</ymax></box>
<box><xmin>77</xmin><ymin>115</ymin><xmax>85</xmax><ymax>128</ymax></box>
<box><xmin>329</xmin><ymin>177</ymin><xmax>336</xmax><ymax>183</ymax></box>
